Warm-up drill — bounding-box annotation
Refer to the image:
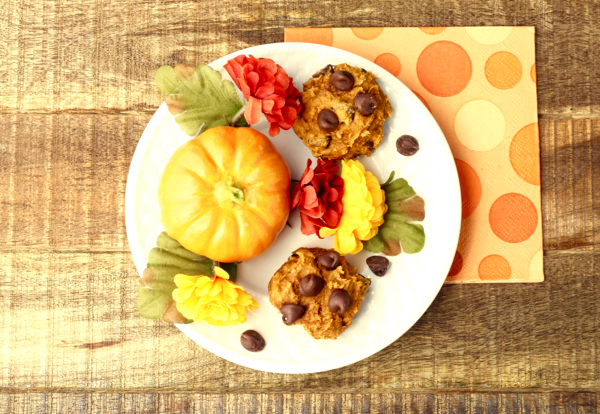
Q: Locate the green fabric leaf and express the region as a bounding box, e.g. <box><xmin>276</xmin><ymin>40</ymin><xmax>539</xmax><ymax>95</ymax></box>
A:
<box><xmin>136</xmin><ymin>232</ymin><xmax>239</xmax><ymax>322</ymax></box>
<box><xmin>363</xmin><ymin>174</ymin><xmax>426</xmax><ymax>256</ymax></box>
<box><xmin>155</xmin><ymin>64</ymin><xmax>248</xmax><ymax>136</ymax></box>
<box><xmin>137</xmin><ymin>287</ymin><xmax>169</xmax><ymax>320</ymax></box>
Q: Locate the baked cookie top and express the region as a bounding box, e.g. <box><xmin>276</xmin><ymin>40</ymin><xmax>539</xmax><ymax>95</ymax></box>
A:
<box><xmin>293</xmin><ymin>63</ymin><xmax>393</xmax><ymax>160</ymax></box>
<box><xmin>268</xmin><ymin>247</ymin><xmax>371</xmax><ymax>340</ymax></box>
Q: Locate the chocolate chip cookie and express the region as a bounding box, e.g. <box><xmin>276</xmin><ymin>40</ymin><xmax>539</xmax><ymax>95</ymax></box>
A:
<box><xmin>293</xmin><ymin>63</ymin><xmax>393</xmax><ymax>160</ymax></box>
<box><xmin>268</xmin><ymin>247</ymin><xmax>371</xmax><ymax>340</ymax></box>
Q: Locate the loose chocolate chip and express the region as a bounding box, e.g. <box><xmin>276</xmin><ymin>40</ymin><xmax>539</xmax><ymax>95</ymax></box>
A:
<box><xmin>329</xmin><ymin>289</ymin><xmax>350</xmax><ymax>315</ymax></box>
<box><xmin>318</xmin><ymin>251</ymin><xmax>341</xmax><ymax>269</ymax></box>
<box><xmin>396</xmin><ymin>135</ymin><xmax>419</xmax><ymax>156</ymax></box>
<box><xmin>366</xmin><ymin>256</ymin><xmax>390</xmax><ymax>276</ymax></box>
<box><xmin>317</xmin><ymin>109</ymin><xmax>339</xmax><ymax>132</ymax></box>
<box><xmin>240</xmin><ymin>330</ymin><xmax>265</xmax><ymax>352</ymax></box>
<box><xmin>281</xmin><ymin>303</ymin><xmax>306</xmax><ymax>325</ymax></box>
<box><xmin>299</xmin><ymin>274</ymin><xmax>325</xmax><ymax>297</ymax></box>
<box><xmin>312</xmin><ymin>64</ymin><xmax>334</xmax><ymax>78</ymax></box>
<box><xmin>355</xmin><ymin>93</ymin><xmax>378</xmax><ymax>116</ymax></box>
<box><xmin>329</xmin><ymin>70</ymin><xmax>355</xmax><ymax>91</ymax></box>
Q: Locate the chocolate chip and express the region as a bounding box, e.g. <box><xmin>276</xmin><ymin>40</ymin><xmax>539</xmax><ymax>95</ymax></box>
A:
<box><xmin>318</xmin><ymin>251</ymin><xmax>341</xmax><ymax>269</ymax></box>
<box><xmin>281</xmin><ymin>303</ymin><xmax>306</xmax><ymax>325</ymax></box>
<box><xmin>317</xmin><ymin>109</ymin><xmax>339</xmax><ymax>132</ymax></box>
<box><xmin>329</xmin><ymin>289</ymin><xmax>350</xmax><ymax>315</ymax></box>
<box><xmin>365</xmin><ymin>140</ymin><xmax>374</xmax><ymax>149</ymax></box>
<box><xmin>396</xmin><ymin>135</ymin><xmax>419</xmax><ymax>156</ymax></box>
<box><xmin>361</xmin><ymin>68</ymin><xmax>367</xmax><ymax>73</ymax></box>
<box><xmin>299</xmin><ymin>274</ymin><xmax>324</xmax><ymax>297</ymax></box>
<box><xmin>240</xmin><ymin>330</ymin><xmax>265</xmax><ymax>352</ymax></box>
<box><xmin>366</xmin><ymin>256</ymin><xmax>390</xmax><ymax>276</ymax></box>
<box><xmin>355</xmin><ymin>93</ymin><xmax>378</xmax><ymax>116</ymax></box>
<box><xmin>312</xmin><ymin>64</ymin><xmax>334</xmax><ymax>78</ymax></box>
<box><xmin>329</xmin><ymin>70</ymin><xmax>355</xmax><ymax>91</ymax></box>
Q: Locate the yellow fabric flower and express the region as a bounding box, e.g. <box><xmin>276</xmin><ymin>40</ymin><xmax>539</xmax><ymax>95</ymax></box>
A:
<box><xmin>319</xmin><ymin>160</ymin><xmax>388</xmax><ymax>255</ymax></box>
<box><xmin>172</xmin><ymin>266</ymin><xmax>259</xmax><ymax>326</ymax></box>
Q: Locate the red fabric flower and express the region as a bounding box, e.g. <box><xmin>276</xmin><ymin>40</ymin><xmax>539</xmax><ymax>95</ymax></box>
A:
<box><xmin>224</xmin><ymin>55</ymin><xmax>302</xmax><ymax>137</ymax></box>
<box><xmin>291</xmin><ymin>159</ymin><xmax>345</xmax><ymax>236</ymax></box>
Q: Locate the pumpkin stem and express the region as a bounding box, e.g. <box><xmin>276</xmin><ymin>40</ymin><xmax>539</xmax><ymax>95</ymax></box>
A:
<box><xmin>214</xmin><ymin>181</ymin><xmax>245</xmax><ymax>206</ymax></box>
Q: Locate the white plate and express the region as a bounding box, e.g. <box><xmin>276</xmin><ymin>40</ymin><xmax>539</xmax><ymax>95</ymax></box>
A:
<box><xmin>125</xmin><ymin>42</ymin><xmax>461</xmax><ymax>374</ymax></box>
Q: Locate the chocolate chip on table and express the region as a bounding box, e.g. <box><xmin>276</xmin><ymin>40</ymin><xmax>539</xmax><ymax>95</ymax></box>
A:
<box><xmin>240</xmin><ymin>330</ymin><xmax>266</xmax><ymax>352</ymax></box>
<box><xmin>366</xmin><ymin>256</ymin><xmax>390</xmax><ymax>276</ymax></box>
<box><xmin>329</xmin><ymin>289</ymin><xmax>350</xmax><ymax>315</ymax></box>
<box><xmin>329</xmin><ymin>70</ymin><xmax>355</xmax><ymax>91</ymax></box>
<box><xmin>299</xmin><ymin>274</ymin><xmax>325</xmax><ymax>297</ymax></box>
<box><xmin>281</xmin><ymin>303</ymin><xmax>306</xmax><ymax>325</ymax></box>
<box><xmin>355</xmin><ymin>93</ymin><xmax>378</xmax><ymax>116</ymax></box>
<box><xmin>396</xmin><ymin>135</ymin><xmax>419</xmax><ymax>156</ymax></box>
<box><xmin>313</xmin><ymin>64</ymin><xmax>334</xmax><ymax>78</ymax></box>
<box><xmin>318</xmin><ymin>251</ymin><xmax>341</xmax><ymax>269</ymax></box>
<box><xmin>317</xmin><ymin>109</ymin><xmax>339</xmax><ymax>132</ymax></box>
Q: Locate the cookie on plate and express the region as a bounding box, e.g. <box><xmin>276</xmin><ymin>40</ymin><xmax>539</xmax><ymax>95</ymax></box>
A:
<box><xmin>293</xmin><ymin>63</ymin><xmax>393</xmax><ymax>160</ymax></box>
<box><xmin>268</xmin><ymin>247</ymin><xmax>371</xmax><ymax>340</ymax></box>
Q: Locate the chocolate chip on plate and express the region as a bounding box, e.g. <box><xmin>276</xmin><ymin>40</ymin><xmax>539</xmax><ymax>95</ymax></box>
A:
<box><xmin>281</xmin><ymin>303</ymin><xmax>306</xmax><ymax>325</ymax></box>
<box><xmin>240</xmin><ymin>330</ymin><xmax>266</xmax><ymax>352</ymax></box>
<box><xmin>396</xmin><ymin>135</ymin><xmax>419</xmax><ymax>156</ymax></box>
<box><xmin>317</xmin><ymin>109</ymin><xmax>339</xmax><ymax>132</ymax></box>
<box><xmin>355</xmin><ymin>93</ymin><xmax>378</xmax><ymax>116</ymax></box>
<box><xmin>299</xmin><ymin>274</ymin><xmax>325</xmax><ymax>297</ymax></box>
<box><xmin>329</xmin><ymin>70</ymin><xmax>355</xmax><ymax>91</ymax></box>
<box><xmin>366</xmin><ymin>256</ymin><xmax>390</xmax><ymax>277</ymax></box>
<box><xmin>329</xmin><ymin>289</ymin><xmax>350</xmax><ymax>315</ymax></box>
<box><xmin>313</xmin><ymin>64</ymin><xmax>334</xmax><ymax>78</ymax></box>
<box><xmin>318</xmin><ymin>251</ymin><xmax>341</xmax><ymax>269</ymax></box>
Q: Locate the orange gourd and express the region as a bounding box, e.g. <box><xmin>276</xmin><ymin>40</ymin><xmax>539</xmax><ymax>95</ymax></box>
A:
<box><xmin>158</xmin><ymin>126</ymin><xmax>290</xmax><ymax>262</ymax></box>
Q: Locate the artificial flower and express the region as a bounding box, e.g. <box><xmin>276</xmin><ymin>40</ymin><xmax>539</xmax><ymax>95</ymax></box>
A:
<box><xmin>319</xmin><ymin>160</ymin><xmax>388</xmax><ymax>255</ymax></box>
<box><xmin>172</xmin><ymin>266</ymin><xmax>258</xmax><ymax>326</ymax></box>
<box><xmin>291</xmin><ymin>159</ymin><xmax>345</xmax><ymax>236</ymax></box>
<box><xmin>224</xmin><ymin>55</ymin><xmax>302</xmax><ymax>137</ymax></box>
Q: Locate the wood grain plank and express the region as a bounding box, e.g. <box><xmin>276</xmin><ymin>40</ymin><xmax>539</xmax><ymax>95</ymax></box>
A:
<box><xmin>1</xmin><ymin>116</ymin><xmax>596</xmax><ymax>252</ymax></box>
<box><xmin>539</xmin><ymin>119</ymin><xmax>600</xmax><ymax>251</ymax></box>
<box><xmin>1</xmin><ymin>392</ymin><xmax>599</xmax><ymax>413</ymax></box>
<box><xmin>0</xmin><ymin>251</ymin><xmax>598</xmax><ymax>392</ymax></box>
<box><xmin>0</xmin><ymin>114</ymin><xmax>147</xmax><ymax>251</ymax></box>
<box><xmin>0</xmin><ymin>0</ymin><xmax>599</xmax><ymax>117</ymax></box>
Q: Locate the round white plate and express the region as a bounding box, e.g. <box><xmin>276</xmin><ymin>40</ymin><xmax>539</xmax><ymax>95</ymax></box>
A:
<box><xmin>125</xmin><ymin>42</ymin><xmax>461</xmax><ymax>374</ymax></box>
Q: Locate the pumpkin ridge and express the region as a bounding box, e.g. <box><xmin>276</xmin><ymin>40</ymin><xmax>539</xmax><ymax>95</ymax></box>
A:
<box><xmin>243</xmin><ymin>202</ymin><xmax>281</xmax><ymax>233</ymax></box>
<box><xmin>172</xmin><ymin>207</ymin><xmax>216</xmax><ymax>242</ymax></box>
<box><xmin>181</xmin><ymin>165</ymin><xmax>215</xmax><ymax>192</ymax></box>
<box><xmin>191</xmin><ymin>140</ymin><xmax>222</xmax><ymax>184</ymax></box>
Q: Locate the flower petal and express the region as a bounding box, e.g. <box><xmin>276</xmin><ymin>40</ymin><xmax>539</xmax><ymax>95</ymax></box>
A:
<box><xmin>255</xmin><ymin>83</ymin><xmax>275</xmax><ymax>99</ymax></box>
<box><xmin>244</xmin><ymin>96</ymin><xmax>263</xmax><ymax>125</ymax></box>
<box><xmin>213</xmin><ymin>266</ymin><xmax>230</xmax><ymax>280</ymax></box>
<box><xmin>268</xmin><ymin>123</ymin><xmax>280</xmax><ymax>137</ymax></box>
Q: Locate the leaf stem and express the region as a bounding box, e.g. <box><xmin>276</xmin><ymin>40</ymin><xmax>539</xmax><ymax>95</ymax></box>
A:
<box><xmin>230</xmin><ymin>105</ymin><xmax>246</xmax><ymax>126</ymax></box>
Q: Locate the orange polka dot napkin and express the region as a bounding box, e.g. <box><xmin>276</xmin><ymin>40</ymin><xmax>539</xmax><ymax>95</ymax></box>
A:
<box><xmin>285</xmin><ymin>27</ymin><xmax>543</xmax><ymax>283</ymax></box>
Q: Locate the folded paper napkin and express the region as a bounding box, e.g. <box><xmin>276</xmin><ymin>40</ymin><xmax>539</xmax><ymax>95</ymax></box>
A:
<box><xmin>285</xmin><ymin>27</ymin><xmax>543</xmax><ymax>283</ymax></box>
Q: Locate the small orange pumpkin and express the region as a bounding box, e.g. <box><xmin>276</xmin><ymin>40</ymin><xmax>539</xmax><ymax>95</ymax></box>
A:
<box><xmin>158</xmin><ymin>126</ymin><xmax>290</xmax><ymax>262</ymax></box>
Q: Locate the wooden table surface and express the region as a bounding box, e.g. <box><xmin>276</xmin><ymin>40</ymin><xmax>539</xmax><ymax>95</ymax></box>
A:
<box><xmin>1</xmin><ymin>0</ymin><xmax>599</xmax><ymax>413</ymax></box>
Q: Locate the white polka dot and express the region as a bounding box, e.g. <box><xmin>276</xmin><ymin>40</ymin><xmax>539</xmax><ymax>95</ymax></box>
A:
<box><xmin>454</xmin><ymin>100</ymin><xmax>506</xmax><ymax>151</ymax></box>
<box><xmin>529</xmin><ymin>249</ymin><xmax>544</xmax><ymax>280</ymax></box>
<box><xmin>466</xmin><ymin>27</ymin><xmax>513</xmax><ymax>44</ymax></box>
